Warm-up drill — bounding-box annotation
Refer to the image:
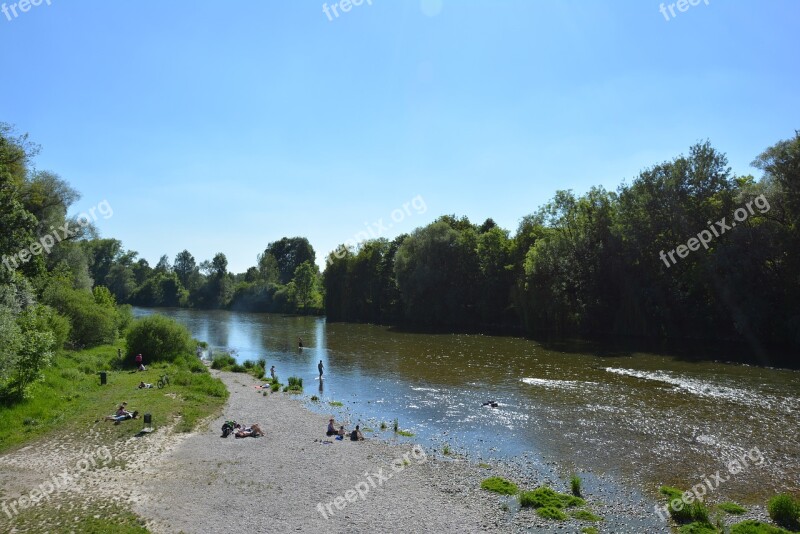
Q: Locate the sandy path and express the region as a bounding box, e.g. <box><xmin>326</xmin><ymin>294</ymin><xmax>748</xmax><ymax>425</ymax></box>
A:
<box><xmin>132</xmin><ymin>371</ymin><xmax>504</xmax><ymax>533</ymax></box>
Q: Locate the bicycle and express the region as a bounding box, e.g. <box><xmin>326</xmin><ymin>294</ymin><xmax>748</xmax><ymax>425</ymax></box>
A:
<box><xmin>157</xmin><ymin>374</ymin><xmax>170</xmax><ymax>389</ymax></box>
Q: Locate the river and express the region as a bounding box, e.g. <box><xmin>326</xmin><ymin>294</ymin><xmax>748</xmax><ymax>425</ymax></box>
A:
<box><xmin>133</xmin><ymin>307</ymin><xmax>799</xmax><ymax>508</ymax></box>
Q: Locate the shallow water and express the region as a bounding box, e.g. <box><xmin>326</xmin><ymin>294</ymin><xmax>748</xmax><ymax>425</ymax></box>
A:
<box><xmin>134</xmin><ymin>307</ymin><xmax>800</xmax><ymax>504</ymax></box>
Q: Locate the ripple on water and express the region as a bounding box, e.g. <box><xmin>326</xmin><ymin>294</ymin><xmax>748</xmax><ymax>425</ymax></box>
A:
<box><xmin>604</xmin><ymin>367</ymin><xmax>799</xmax><ymax>413</ymax></box>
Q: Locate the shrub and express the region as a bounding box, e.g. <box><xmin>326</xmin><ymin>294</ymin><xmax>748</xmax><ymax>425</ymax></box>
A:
<box><xmin>329</xmin><ymin>401</ymin><xmax>343</xmax><ymax>407</ymax></box>
<box><xmin>43</xmin><ymin>285</ymin><xmax>118</xmax><ymax>347</ymax></box>
<box><xmin>719</xmin><ymin>502</ymin><xmax>747</xmax><ymax>515</ymax></box>
<box><xmin>310</xmin><ymin>395</ymin><xmax>319</xmax><ymax>402</ymax></box>
<box><xmin>210</xmin><ymin>353</ymin><xmax>236</xmax><ymax>370</ymax></box>
<box><xmin>519</xmin><ymin>487</ymin><xmax>584</xmax><ymax>509</ymax></box>
<box><xmin>125</xmin><ymin>315</ymin><xmax>194</xmax><ymax>363</ymax></box>
<box><xmin>571</xmin><ymin>475</ymin><xmax>582</xmax><ymax>497</ymax></box>
<box><xmin>242</xmin><ymin>360</ymin><xmax>254</xmax><ymax>369</ymax></box>
<box><xmin>230</xmin><ymin>364</ymin><xmax>246</xmax><ymax>373</ymax></box>
<box><xmin>767</xmin><ymin>494</ymin><xmax>800</xmax><ymax>531</ymax></box>
<box><xmin>660</xmin><ymin>486</ymin><xmax>694</xmax><ymax>523</ymax></box>
<box><xmin>730</xmin><ymin>519</ymin><xmax>793</xmax><ymax>534</ymax></box>
<box><xmin>536</xmin><ymin>506</ymin><xmax>568</xmax><ymax>520</ymax></box>
<box><xmin>257</xmin><ymin>358</ymin><xmax>267</xmax><ymax>369</ymax></box>
<box><xmin>480</xmin><ymin>477</ymin><xmax>518</xmax><ymax>495</ymax></box>
<box><xmin>288</xmin><ymin>376</ymin><xmax>303</xmax><ymax>388</ymax></box>
<box><xmin>270</xmin><ymin>382</ymin><xmax>280</xmax><ymax>392</ymax></box>
<box><xmin>678</xmin><ymin>522</ymin><xmax>718</xmax><ymax>534</ymax></box>
<box><xmin>571</xmin><ymin>510</ymin><xmax>602</xmax><ymax>522</ymax></box>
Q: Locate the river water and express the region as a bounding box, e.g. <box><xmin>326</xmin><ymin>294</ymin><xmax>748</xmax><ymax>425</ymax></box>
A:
<box><xmin>133</xmin><ymin>307</ymin><xmax>799</xmax><ymax>507</ymax></box>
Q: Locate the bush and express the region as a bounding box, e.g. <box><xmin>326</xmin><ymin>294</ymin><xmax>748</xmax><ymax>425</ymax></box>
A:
<box><xmin>719</xmin><ymin>502</ymin><xmax>747</xmax><ymax>515</ymax></box>
<box><xmin>288</xmin><ymin>376</ymin><xmax>303</xmax><ymax>388</ymax></box>
<box><xmin>767</xmin><ymin>494</ymin><xmax>800</xmax><ymax>531</ymax></box>
<box><xmin>571</xmin><ymin>510</ymin><xmax>602</xmax><ymax>522</ymax></box>
<box><xmin>125</xmin><ymin>315</ymin><xmax>194</xmax><ymax>363</ymax></box>
<box><xmin>519</xmin><ymin>487</ymin><xmax>584</xmax><ymax>509</ymax></box>
<box><xmin>571</xmin><ymin>475</ymin><xmax>582</xmax><ymax>497</ymax></box>
<box><xmin>730</xmin><ymin>520</ymin><xmax>793</xmax><ymax>534</ymax></box>
<box><xmin>480</xmin><ymin>477</ymin><xmax>518</xmax><ymax>495</ymax></box>
<box><xmin>43</xmin><ymin>285</ymin><xmax>118</xmax><ymax>347</ymax></box>
<box><xmin>678</xmin><ymin>522</ymin><xmax>718</xmax><ymax>534</ymax></box>
<box><xmin>243</xmin><ymin>360</ymin><xmax>254</xmax><ymax>369</ymax></box>
<box><xmin>210</xmin><ymin>353</ymin><xmax>236</xmax><ymax>370</ymax></box>
<box><xmin>536</xmin><ymin>506</ymin><xmax>567</xmax><ymax>520</ymax></box>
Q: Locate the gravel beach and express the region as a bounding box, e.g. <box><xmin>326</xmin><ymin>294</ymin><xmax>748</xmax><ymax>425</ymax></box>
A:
<box><xmin>3</xmin><ymin>369</ymin><xmax>740</xmax><ymax>533</ymax></box>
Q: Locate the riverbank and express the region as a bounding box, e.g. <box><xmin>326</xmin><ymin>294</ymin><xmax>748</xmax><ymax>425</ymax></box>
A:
<box><xmin>131</xmin><ymin>369</ymin><xmax>671</xmax><ymax>533</ymax></box>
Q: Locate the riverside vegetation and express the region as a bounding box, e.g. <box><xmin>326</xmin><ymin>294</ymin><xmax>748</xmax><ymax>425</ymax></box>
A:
<box><xmin>3</xmin><ymin>123</ymin><xmax>797</xmax><ymax>367</ymax></box>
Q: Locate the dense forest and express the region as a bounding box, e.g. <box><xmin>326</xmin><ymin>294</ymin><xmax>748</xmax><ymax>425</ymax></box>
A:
<box><xmin>2</xmin><ymin>122</ymin><xmax>798</xmax><ymax>381</ymax></box>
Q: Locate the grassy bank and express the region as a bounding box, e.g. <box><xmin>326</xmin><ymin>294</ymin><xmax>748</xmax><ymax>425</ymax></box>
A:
<box><xmin>0</xmin><ymin>344</ymin><xmax>228</xmax><ymax>454</ymax></box>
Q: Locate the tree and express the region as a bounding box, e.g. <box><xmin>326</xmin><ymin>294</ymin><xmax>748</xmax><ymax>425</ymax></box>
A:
<box><xmin>265</xmin><ymin>237</ymin><xmax>316</xmax><ymax>284</ymax></box>
<box><xmin>173</xmin><ymin>250</ymin><xmax>197</xmax><ymax>290</ymax></box>
<box><xmin>292</xmin><ymin>261</ymin><xmax>318</xmax><ymax>312</ymax></box>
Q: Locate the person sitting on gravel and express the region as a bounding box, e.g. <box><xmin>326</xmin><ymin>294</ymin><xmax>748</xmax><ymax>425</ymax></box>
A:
<box><xmin>326</xmin><ymin>419</ymin><xmax>337</xmax><ymax>436</ymax></box>
<box><xmin>350</xmin><ymin>425</ymin><xmax>365</xmax><ymax>441</ymax></box>
<box><xmin>234</xmin><ymin>423</ymin><xmax>265</xmax><ymax>438</ymax></box>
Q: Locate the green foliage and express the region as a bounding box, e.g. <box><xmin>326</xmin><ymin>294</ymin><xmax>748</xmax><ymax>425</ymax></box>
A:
<box><xmin>124</xmin><ymin>315</ymin><xmax>194</xmax><ymax>363</ymax></box>
<box><xmin>442</xmin><ymin>444</ymin><xmax>451</xmax><ymax>455</ymax></box>
<box><xmin>396</xmin><ymin>429</ymin><xmax>414</xmax><ymax>437</ymax></box>
<box><xmin>767</xmin><ymin>494</ymin><xmax>800</xmax><ymax>531</ymax></box>
<box><xmin>571</xmin><ymin>510</ymin><xmax>602</xmax><ymax>522</ymax></box>
<box><xmin>0</xmin><ymin>344</ymin><xmax>227</xmax><ymax>452</ymax></box>
<box><xmin>571</xmin><ymin>475</ymin><xmax>582</xmax><ymax>497</ymax></box>
<box><xmin>581</xmin><ymin>528</ymin><xmax>599</xmax><ymax>534</ymax></box>
<box><xmin>536</xmin><ymin>506</ymin><xmax>568</xmax><ymax>520</ymax></box>
<box><xmin>730</xmin><ymin>520</ymin><xmax>793</xmax><ymax>534</ymax></box>
<box><xmin>210</xmin><ymin>353</ymin><xmax>236</xmax><ymax>370</ymax></box>
<box><xmin>7</xmin><ymin>305</ymin><xmax>56</xmax><ymax>397</ymax></box>
<box><xmin>519</xmin><ymin>486</ymin><xmax>585</xmax><ymax>509</ymax></box>
<box><xmin>310</xmin><ymin>395</ymin><xmax>319</xmax><ymax>402</ymax></box>
<box><xmin>328</xmin><ymin>400</ymin><xmax>343</xmax><ymax>407</ymax></box>
<box><xmin>42</xmin><ymin>284</ymin><xmax>118</xmax><ymax>347</ymax></box>
<box><xmin>679</xmin><ymin>522</ymin><xmax>719</xmax><ymax>534</ymax></box>
<box><xmin>719</xmin><ymin>502</ymin><xmax>748</xmax><ymax>515</ymax></box>
<box><xmin>270</xmin><ymin>381</ymin><xmax>280</xmax><ymax>392</ymax></box>
<box><xmin>658</xmin><ymin>486</ymin><xmax>710</xmax><ymax>525</ymax></box>
<box><xmin>480</xmin><ymin>476</ymin><xmax>519</xmax><ymax>495</ymax></box>
<box><xmin>288</xmin><ymin>376</ymin><xmax>303</xmax><ymax>388</ymax></box>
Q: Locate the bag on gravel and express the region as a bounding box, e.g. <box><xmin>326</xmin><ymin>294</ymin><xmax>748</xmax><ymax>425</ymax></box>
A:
<box><xmin>221</xmin><ymin>420</ymin><xmax>237</xmax><ymax>438</ymax></box>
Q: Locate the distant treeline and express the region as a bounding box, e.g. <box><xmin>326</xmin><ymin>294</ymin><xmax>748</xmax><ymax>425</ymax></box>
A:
<box><xmin>2</xmin><ymin>121</ymin><xmax>798</xmax><ymax>371</ymax></box>
<box><xmin>324</xmin><ymin>136</ymin><xmax>800</xmax><ymax>366</ymax></box>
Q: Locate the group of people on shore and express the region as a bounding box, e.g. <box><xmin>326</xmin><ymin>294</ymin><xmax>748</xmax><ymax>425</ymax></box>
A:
<box><xmin>327</xmin><ymin>419</ymin><xmax>364</xmax><ymax>441</ymax></box>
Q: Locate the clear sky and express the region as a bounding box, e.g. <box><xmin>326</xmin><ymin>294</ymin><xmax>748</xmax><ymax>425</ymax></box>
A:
<box><xmin>1</xmin><ymin>0</ymin><xmax>798</xmax><ymax>273</ymax></box>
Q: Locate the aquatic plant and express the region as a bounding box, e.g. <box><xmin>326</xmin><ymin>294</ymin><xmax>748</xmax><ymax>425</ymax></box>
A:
<box><xmin>730</xmin><ymin>519</ymin><xmax>794</xmax><ymax>533</ymax></box>
<box><xmin>570</xmin><ymin>475</ymin><xmax>582</xmax><ymax>497</ymax></box>
<box><xmin>393</xmin><ymin>418</ymin><xmax>398</xmax><ymax>432</ymax></box>
<box><xmin>571</xmin><ymin>510</ymin><xmax>602</xmax><ymax>522</ymax></box>
<box><xmin>329</xmin><ymin>401</ymin><xmax>343</xmax><ymax>407</ymax></box>
<box><xmin>768</xmin><ymin>494</ymin><xmax>800</xmax><ymax>531</ymax></box>
<box><xmin>380</xmin><ymin>421</ymin><xmax>387</xmax><ymax>430</ymax></box>
<box><xmin>536</xmin><ymin>506</ymin><xmax>567</xmax><ymax>520</ymax></box>
<box><xmin>443</xmin><ymin>444</ymin><xmax>451</xmax><ymax>455</ymax></box>
<box><xmin>581</xmin><ymin>528</ymin><xmax>599</xmax><ymax>534</ymax></box>
<box><xmin>719</xmin><ymin>502</ymin><xmax>747</xmax><ymax>515</ymax></box>
<box><xmin>480</xmin><ymin>476</ymin><xmax>518</xmax><ymax>495</ymax></box>
<box><xmin>310</xmin><ymin>395</ymin><xmax>319</xmax><ymax>402</ymax></box>
<box><xmin>396</xmin><ymin>429</ymin><xmax>414</xmax><ymax>437</ymax></box>
<box><xmin>519</xmin><ymin>486</ymin><xmax>584</xmax><ymax>509</ymax></box>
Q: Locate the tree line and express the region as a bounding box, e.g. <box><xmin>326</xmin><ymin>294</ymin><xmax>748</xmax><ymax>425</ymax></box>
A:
<box><xmin>2</xmin><ymin>121</ymin><xmax>798</xmax><ymax>384</ymax></box>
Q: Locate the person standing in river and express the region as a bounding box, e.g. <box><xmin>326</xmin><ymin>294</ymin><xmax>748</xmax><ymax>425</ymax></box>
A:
<box><xmin>318</xmin><ymin>360</ymin><xmax>324</xmax><ymax>380</ymax></box>
<box><xmin>270</xmin><ymin>365</ymin><xmax>276</xmax><ymax>381</ymax></box>
<box><xmin>298</xmin><ymin>337</ymin><xmax>304</xmax><ymax>349</ymax></box>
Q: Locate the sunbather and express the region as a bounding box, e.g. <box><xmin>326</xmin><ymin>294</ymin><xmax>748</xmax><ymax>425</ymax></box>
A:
<box><xmin>234</xmin><ymin>423</ymin><xmax>265</xmax><ymax>438</ymax></box>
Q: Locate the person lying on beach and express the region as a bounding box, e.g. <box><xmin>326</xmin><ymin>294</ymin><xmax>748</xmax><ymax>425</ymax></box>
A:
<box><xmin>138</xmin><ymin>382</ymin><xmax>153</xmax><ymax>389</ymax></box>
<box><xmin>234</xmin><ymin>423</ymin><xmax>265</xmax><ymax>438</ymax></box>
<box><xmin>105</xmin><ymin>408</ymin><xmax>139</xmax><ymax>422</ymax></box>
<box><xmin>350</xmin><ymin>425</ymin><xmax>365</xmax><ymax>441</ymax></box>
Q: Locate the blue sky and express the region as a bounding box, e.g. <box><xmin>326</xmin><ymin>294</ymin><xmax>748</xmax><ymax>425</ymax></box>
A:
<box><xmin>1</xmin><ymin>0</ymin><xmax>798</xmax><ymax>273</ymax></box>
